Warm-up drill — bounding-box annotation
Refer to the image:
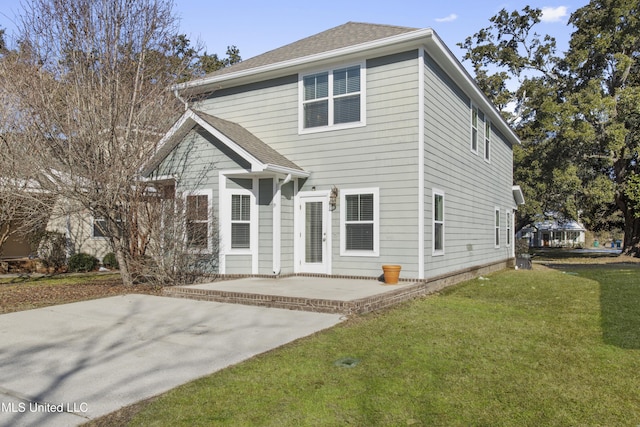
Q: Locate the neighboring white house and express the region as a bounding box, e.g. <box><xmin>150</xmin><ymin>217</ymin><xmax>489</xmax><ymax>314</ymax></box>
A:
<box><xmin>45</xmin><ymin>201</ymin><xmax>113</xmax><ymax>261</ymax></box>
<box><xmin>519</xmin><ymin>220</ymin><xmax>586</xmax><ymax>248</ymax></box>
<box><xmin>141</xmin><ymin>22</ymin><xmax>524</xmax><ymax>280</ymax></box>
<box><xmin>1</xmin><ymin>198</ymin><xmax>111</xmax><ymax>262</ymax></box>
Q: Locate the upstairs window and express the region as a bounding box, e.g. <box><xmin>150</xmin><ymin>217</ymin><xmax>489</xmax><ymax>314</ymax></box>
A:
<box><xmin>301</xmin><ymin>65</ymin><xmax>364</xmax><ymax>131</ymax></box>
<box><xmin>485</xmin><ymin>119</ymin><xmax>491</xmax><ymax>162</ymax></box>
<box><xmin>333</xmin><ymin>66</ymin><xmax>361</xmax><ymax>124</ymax></box>
<box><xmin>471</xmin><ymin>105</ymin><xmax>479</xmax><ymax>153</ymax></box>
<box><xmin>303</xmin><ymin>72</ymin><xmax>329</xmax><ymax>128</ymax></box>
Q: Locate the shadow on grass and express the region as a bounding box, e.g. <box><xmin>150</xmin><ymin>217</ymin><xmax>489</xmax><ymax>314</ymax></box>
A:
<box><xmin>531</xmin><ymin>247</ymin><xmax>622</xmax><ymax>261</ymax></box>
<box><xmin>597</xmin><ymin>266</ymin><xmax>640</xmax><ymax>349</ymax></box>
<box><xmin>547</xmin><ymin>261</ymin><xmax>640</xmax><ymax>349</ymax></box>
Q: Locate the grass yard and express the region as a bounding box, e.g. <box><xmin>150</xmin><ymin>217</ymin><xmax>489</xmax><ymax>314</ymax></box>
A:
<box><xmin>88</xmin><ymin>258</ymin><xmax>640</xmax><ymax>427</ymax></box>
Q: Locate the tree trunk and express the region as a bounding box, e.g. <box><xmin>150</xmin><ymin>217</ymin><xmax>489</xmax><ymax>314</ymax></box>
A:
<box><xmin>114</xmin><ymin>246</ymin><xmax>134</xmax><ymax>287</ymax></box>
<box><xmin>616</xmin><ymin>190</ymin><xmax>640</xmax><ymax>257</ymax></box>
<box><xmin>0</xmin><ymin>225</ymin><xmax>11</xmax><ymax>257</ymax></box>
<box><xmin>622</xmin><ymin>212</ymin><xmax>640</xmax><ymax>257</ymax></box>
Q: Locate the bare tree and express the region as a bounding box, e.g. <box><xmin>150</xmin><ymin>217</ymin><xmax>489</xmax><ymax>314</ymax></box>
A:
<box><xmin>128</xmin><ymin>182</ymin><xmax>219</xmax><ymax>286</ymax></box>
<box><xmin>0</xmin><ymin>0</ymin><xmax>196</xmax><ymax>285</ymax></box>
<box><xmin>0</xmin><ymin>106</ymin><xmax>55</xmax><ymax>258</ymax></box>
<box><xmin>0</xmin><ymin>179</ymin><xmax>53</xmax><ymax>259</ymax></box>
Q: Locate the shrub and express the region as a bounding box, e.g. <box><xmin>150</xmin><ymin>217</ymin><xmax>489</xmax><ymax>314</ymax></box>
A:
<box><xmin>68</xmin><ymin>253</ymin><xmax>99</xmax><ymax>272</ymax></box>
<box><xmin>35</xmin><ymin>231</ymin><xmax>67</xmax><ymax>270</ymax></box>
<box><xmin>102</xmin><ymin>252</ymin><xmax>119</xmax><ymax>270</ymax></box>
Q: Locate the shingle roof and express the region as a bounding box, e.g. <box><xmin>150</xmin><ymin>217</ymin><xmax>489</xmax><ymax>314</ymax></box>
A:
<box><xmin>192</xmin><ymin>110</ymin><xmax>303</xmax><ymax>171</ymax></box>
<box><xmin>206</xmin><ymin>22</ymin><xmax>418</xmax><ymax>78</ymax></box>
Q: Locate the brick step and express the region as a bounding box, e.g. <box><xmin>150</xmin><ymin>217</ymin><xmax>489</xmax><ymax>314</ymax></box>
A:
<box><xmin>163</xmin><ymin>282</ymin><xmax>432</xmax><ymax>315</ymax></box>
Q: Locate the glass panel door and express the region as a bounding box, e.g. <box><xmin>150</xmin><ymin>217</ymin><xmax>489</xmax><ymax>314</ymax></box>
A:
<box><xmin>305</xmin><ymin>201</ymin><xmax>323</xmax><ymax>263</ymax></box>
<box><xmin>299</xmin><ymin>195</ymin><xmax>329</xmax><ymax>274</ymax></box>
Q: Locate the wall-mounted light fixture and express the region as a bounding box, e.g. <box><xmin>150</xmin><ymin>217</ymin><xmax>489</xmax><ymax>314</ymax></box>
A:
<box><xmin>329</xmin><ymin>186</ymin><xmax>339</xmax><ymax>211</ymax></box>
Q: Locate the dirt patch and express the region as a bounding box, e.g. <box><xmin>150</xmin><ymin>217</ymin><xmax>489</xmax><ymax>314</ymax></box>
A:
<box><xmin>0</xmin><ymin>277</ymin><xmax>162</xmax><ymax>314</ymax></box>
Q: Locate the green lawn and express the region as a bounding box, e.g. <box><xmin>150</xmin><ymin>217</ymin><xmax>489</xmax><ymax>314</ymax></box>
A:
<box><xmin>102</xmin><ymin>263</ymin><xmax>640</xmax><ymax>426</ymax></box>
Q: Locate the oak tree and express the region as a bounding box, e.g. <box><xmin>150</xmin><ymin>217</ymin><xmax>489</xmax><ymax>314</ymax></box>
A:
<box><xmin>461</xmin><ymin>1</ymin><xmax>640</xmax><ymax>255</ymax></box>
<box><xmin>1</xmin><ymin>0</ymin><xmax>196</xmax><ymax>284</ymax></box>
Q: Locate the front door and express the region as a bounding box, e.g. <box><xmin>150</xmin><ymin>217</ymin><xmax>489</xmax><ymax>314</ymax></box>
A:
<box><xmin>299</xmin><ymin>194</ymin><xmax>330</xmax><ymax>274</ymax></box>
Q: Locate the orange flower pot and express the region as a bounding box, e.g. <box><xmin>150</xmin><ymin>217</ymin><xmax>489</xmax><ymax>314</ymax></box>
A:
<box><xmin>382</xmin><ymin>265</ymin><xmax>401</xmax><ymax>284</ymax></box>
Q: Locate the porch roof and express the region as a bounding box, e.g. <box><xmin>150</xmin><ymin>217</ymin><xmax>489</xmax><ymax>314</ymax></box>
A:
<box><xmin>141</xmin><ymin>109</ymin><xmax>308</xmax><ymax>179</ymax></box>
<box><xmin>534</xmin><ymin>220</ymin><xmax>586</xmax><ymax>232</ymax></box>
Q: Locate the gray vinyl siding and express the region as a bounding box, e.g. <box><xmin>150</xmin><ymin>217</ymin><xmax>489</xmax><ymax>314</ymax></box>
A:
<box><xmin>258</xmin><ymin>178</ymin><xmax>274</xmax><ymax>274</ymax></box>
<box><xmin>280</xmin><ymin>180</ymin><xmax>295</xmax><ymax>275</ymax></box>
<box><xmin>225</xmin><ymin>255</ymin><xmax>252</xmax><ymax>274</ymax></box>
<box><xmin>320</xmin><ymin>52</ymin><xmax>420</xmax><ymax>277</ymax></box>
<box><xmin>151</xmin><ymin>127</ymin><xmax>242</xmax><ymax>234</ymax></box>
<box><xmin>194</xmin><ymin>51</ymin><xmax>422</xmax><ymax>278</ymax></box>
<box><xmin>423</xmin><ymin>54</ymin><xmax>514</xmax><ymax>279</ymax></box>
<box><xmin>152</xmin><ymin>127</ymin><xmax>246</xmax><ymax>191</ymax></box>
<box><xmin>201</xmin><ymin>75</ymin><xmax>298</xmax><ymax>144</ymax></box>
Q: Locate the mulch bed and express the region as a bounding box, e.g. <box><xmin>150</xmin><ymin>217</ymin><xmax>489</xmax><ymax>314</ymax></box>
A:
<box><xmin>0</xmin><ymin>277</ymin><xmax>162</xmax><ymax>314</ymax></box>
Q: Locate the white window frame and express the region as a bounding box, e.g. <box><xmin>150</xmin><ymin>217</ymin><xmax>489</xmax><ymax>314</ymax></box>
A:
<box><xmin>484</xmin><ymin>119</ymin><xmax>491</xmax><ymax>163</ymax></box>
<box><xmin>340</xmin><ymin>187</ymin><xmax>379</xmax><ymax>257</ymax></box>
<box><xmin>183</xmin><ymin>189</ymin><xmax>213</xmax><ymax>254</ymax></box>
<box><xmin>230</xmin><ymin>193</ymin><xmax>251</xmax><ymax>250</ymax></box>
<box><xmin>92</xmin><ymin>217</ymin><xmax>108</xmax><ymax>239</ymax></box>
<box><xmin>225</xmin><ymin>187</ymin><xmax>254</xmax><ymax>255</ymax></box>
<box><xmin>299</xmin><ymin>62</ymin><xmax>366</xmax><ymax>134</ymax></box>
<box><xmin>433</xmin><ymin>189</ymin><xmax>445</xmax><ymax>256</ymax></box>
<box><xmin>470</xmin><ymin>104</ymin><xmax>479</xmax><ymax>154</ymax></box>
<box><xmin>92</xmin><ymin>217</ymin><xmax>123</xmax><ymax>239</ymax></box>
<box><xmin>218</xmin><ymin>172</ymin><xmax>260</xmax><ymax>275</ymax></box>
<box><xmin>494</xmin><ymin>207</ymin><xmax>501</xmax><ymax>248</ymax></box>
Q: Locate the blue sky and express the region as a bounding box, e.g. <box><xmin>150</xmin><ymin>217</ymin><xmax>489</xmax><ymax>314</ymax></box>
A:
<box><xmin>1</xmin><ymin>0</ymin><xmax>587</xmax><ymax>71</ymax></box>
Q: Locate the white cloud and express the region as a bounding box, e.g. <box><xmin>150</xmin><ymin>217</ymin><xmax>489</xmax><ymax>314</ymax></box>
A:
<box><xmin>540</xmin><ymin>6</ymin><xmax>568</xmax><ymax>23</ymax></box>
<box><xmin>435</xmin><ymin>13</ymin><xmax>458</xmax><ymax>23</ymax></box>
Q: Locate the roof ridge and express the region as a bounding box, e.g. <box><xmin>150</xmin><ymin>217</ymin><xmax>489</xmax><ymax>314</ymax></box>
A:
<box><xmin>202</xmin><ymin>22</ymin><xmax>421</xmax><ymax>79</ymax></box>
<box><xmin>343</xmin><ymin>21</ymin><xmax>420</xmax><ymax>31</ymax></box>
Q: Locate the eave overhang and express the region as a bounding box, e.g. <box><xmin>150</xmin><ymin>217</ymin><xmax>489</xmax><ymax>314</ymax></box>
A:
<box><xmin>513</xmin><ymin>185</ymin><xmax>526</xmax><ymax>207</ymax></box>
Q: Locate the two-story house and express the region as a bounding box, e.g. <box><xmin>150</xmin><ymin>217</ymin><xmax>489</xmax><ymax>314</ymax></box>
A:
<box><xmin>141</xmin><ymin>22</ymin><xmax>525</xmax><ymax>281</ymax></box>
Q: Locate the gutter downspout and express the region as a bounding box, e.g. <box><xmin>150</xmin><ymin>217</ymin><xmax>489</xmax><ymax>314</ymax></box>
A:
<box><xmin>417</xmin><ymin>48</ymin><xmax>426</xmax><ymax>280</ymax></box>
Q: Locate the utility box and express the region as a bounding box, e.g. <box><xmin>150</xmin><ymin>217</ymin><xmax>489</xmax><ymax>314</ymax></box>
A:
<box><xmin>516</xmin><ymin>254</ymin><xmax>532</xmax><ymax>270</ymax></box>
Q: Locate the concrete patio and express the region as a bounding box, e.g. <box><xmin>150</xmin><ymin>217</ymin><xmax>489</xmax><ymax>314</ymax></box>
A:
<box><xmin>0</xmin><ymin>295</ymin><xmax>343</xmax><ymax>426</ymax></box>
<box><xmin>163</xmin><ymin>276</ymin><xmax>436</xmax><ymax>315</ymax></box>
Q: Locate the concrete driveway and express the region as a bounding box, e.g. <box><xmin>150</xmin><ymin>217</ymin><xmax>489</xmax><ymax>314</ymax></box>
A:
<box><xmin>0</xmin><ymin>295</ymin><xmax>344</xmax><ymax>426</ymax></box>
